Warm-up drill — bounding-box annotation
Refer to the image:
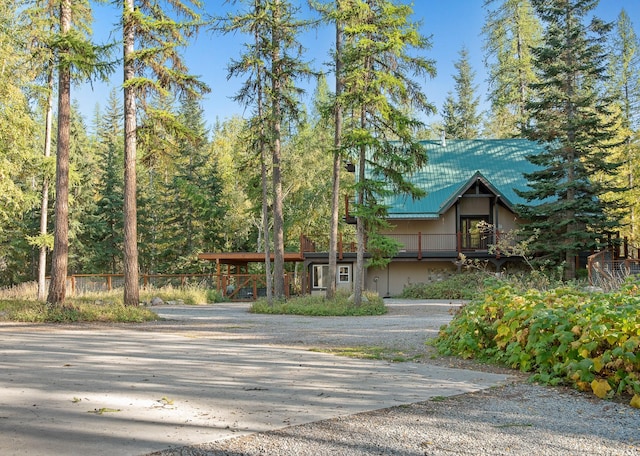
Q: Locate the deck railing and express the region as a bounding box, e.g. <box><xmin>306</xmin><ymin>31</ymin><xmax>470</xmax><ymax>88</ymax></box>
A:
<box><xmin>587</xmin><ymin>249</ymin><xmax>640</xmax><ymax>290</ymax></box>
<box><xmin>302</xmin><ymin>231</ymin><xmax>516</xmax><ymax>257</ymax></box>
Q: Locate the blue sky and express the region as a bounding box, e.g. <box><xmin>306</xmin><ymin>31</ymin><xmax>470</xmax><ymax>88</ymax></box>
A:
<box><xmin>76</xmin><ymin>0</ymin><xmax>640</xmax><ymax>129</ymax></box>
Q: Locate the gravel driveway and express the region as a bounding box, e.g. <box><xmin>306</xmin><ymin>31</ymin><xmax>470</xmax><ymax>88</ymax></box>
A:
<box><xmin>149</xmin><ymin>300</ymin><xmax>640</xmax><ymax>456</ymax></box>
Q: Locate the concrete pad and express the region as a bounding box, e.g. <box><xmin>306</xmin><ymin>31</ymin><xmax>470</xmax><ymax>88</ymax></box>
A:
<box><xmin>0</xmin><ymin>303</ymin><xmax>510</xmax><ymax>455</ymax></box>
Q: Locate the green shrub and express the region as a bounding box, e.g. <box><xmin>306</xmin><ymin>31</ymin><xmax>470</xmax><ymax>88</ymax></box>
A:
<box><xmin>435</xmin><ymin>281</ymin><xmax>640</xmax><ymax>406</ymax></box>
<box><xmin>400</xmin><ymin>272</ymin><xmax>486</xmax><ymax>300</ymax></box>
<box><xmin>250</xmin><ymin>291</ymin><xmax>386</xmax><ymax>316</ymax></box>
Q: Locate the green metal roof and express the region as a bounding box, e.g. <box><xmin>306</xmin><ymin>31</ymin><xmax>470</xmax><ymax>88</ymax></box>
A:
<box><xmin>385</xmin><ymin>139</ymin><xmax>545</xmax><ymax>219</ymax></box>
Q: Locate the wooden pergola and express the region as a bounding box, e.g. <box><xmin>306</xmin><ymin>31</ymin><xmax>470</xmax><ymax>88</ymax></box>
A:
<box><xmin>198</xmin><ymin>252</ymin><xmax>304</xmax><ymax>274</ymax></box>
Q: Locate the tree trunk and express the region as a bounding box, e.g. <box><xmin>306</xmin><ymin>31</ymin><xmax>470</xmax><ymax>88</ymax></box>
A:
<box><xmin>271</xmin><ymin>0</ymin><xmax>285</xmax><ymax>299</ymax></box>
<box><xmin>123</xmin><ymin>0</ymin><xmax>140</xmax><ymax>305</ymax></box>
<box><xmin>46</xmin><ymin>0</ymin><xmax>71</xmax><ymax>306</ymax></box>
<box><xmin>38</xmin><ymin>68</ymin><xmax>54</xmax><ymax>301</ymax></box>
<box><xmin>353</xmin><ymin>113</ymin><xmax>367</xmax><ymax>306</ymax></box>
<box><xmin>327</xmin><ymin>2</ymin><xmax>343</xmax><ymax>300</ymax></box>
<box><xmin>261</xmin><ymin>147</ymin><xmax>273</xmax><ymax>303</ymax></box>
<box><xmin>254</xmin><ymin>0</ymin><xmax>272</xmax><ymax>305</ymax></box>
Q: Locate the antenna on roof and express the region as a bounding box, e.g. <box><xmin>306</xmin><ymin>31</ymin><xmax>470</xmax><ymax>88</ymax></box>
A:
<box><xmin>440</xmin><ymin>129</ymin><xmax>446</xmax><ymax>147</ymax></box>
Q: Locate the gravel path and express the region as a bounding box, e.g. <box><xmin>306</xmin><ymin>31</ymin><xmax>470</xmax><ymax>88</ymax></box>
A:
<box><xmin>147</xmin><ymin>300</ymin><xmax>640</xmax><ymax>456</ymax></box>
<box><xmin>153</xmin><ymin>383</ymin><xmax>639</xmax><ymax>456</ymax></box>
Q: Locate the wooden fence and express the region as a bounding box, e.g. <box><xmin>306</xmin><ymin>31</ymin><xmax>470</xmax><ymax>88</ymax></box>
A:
<box><xmin>55</xmin><ymin>273</ymin><xmax>294</xmax><ymax>301</ymax></box>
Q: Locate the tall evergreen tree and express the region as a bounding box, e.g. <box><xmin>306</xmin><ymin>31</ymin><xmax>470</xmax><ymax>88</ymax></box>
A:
<box><xmin>121</xmin><ymin>0</ymin><xmax>208</xmax><ymax>305</ymax></box>
<box><xmin>225</xmin><ymin>0</ymin><xmax>312</xmax><ymax>301</ymax></box>
<box><xmin>90</xmin><ymin>90</ymin><xmax>124</xmax><ymax>273</ymax></box>
<box><xmin>225</xmin><ymin>0</ymin><xmax>275</xmax><ymax>302</ymax></box>
<box><xmin>67</xmin><ymin>102</ymin><xmax>100</xmax><ymax>274</ymax></box>
<box><xmin>328</xmin><ymin>3</ymin><xmax>344</xmax><ymax>300</ymax></box>
<box><xmin>441</xmin><ymin>46</ymin><xmax>482</xmax><ymax>139</ymax></box>
<box><xmin>310</xmin><ymin>0</ymin><xmax>346</xmax><ymax>299</ymax></box>
<box><xmin>482</xmin><ymin>0</ymin><xmax>541</xmax><ymax>137</ymax></box>
<box><xmin>517</xmin><ymin>0</ymin><xmax>623</xmax><ymax>280</ymax></box>
<box><xmin>39</xmin><ymin>0</ymin><xmax>113</xmax><ymax>304</ymax></box>
<box><xmin>338</xmin><ymin>0</ymin><xmax>436</xmax><ymax>305</ymax></box>
<box><xmin>161</xmin><ymin>96</ymin><xmax>225</xmax><ymax>271</ymax></box>
<box><xmin>47</xmin><ymin>0</ymin><xmax>73</xmax><ymax>305</ymax></box>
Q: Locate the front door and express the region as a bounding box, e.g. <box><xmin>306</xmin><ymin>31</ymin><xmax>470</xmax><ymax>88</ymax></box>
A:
<box><xmin>461</xmin><ymin>217</ymin><xmax>489</xmax><ymax>250</ymax></box>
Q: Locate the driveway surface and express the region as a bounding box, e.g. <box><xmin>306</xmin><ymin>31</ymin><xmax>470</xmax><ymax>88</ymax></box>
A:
<box><xmin>0</xmin><ymin>300</ymin><xmax>511</xmax><ymax>455</ymax></box>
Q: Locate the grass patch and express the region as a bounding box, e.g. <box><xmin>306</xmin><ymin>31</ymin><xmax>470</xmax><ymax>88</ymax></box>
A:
<box><xmin>0</xmin><ymin>299</ymin><xmax>158</xmax><ymax>323</ymax></box>
<box><xmin>140</xmin><ymin>285</ymin><xmax>219</xmax><ymax>305</ymax></box>
<box><xmin>250</xmin><ymin>291</ymin><xmax>386</xmax><ymax>316</ymax></box>
<box><xmin>0</xmin><ymin>283</ymin><xmax>222</xmax><ymax>323</ymax></box>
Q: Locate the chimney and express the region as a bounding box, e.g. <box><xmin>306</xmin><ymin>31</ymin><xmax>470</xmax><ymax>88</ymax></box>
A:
<box><xmin>441</xmin><ymin>130</ymin><xmax>446</xmax><ymax>147</ymax></box>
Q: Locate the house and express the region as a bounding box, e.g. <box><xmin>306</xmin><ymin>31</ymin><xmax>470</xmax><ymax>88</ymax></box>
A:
<box><xmin>302</xmin><ymin>138</ymin><xmax>546</xmax><ymax>296</ymax></box>
<box><xmin>199</xmin><ymin>139</ymin><xmax>547</xmax><ymax>299</ymax></box>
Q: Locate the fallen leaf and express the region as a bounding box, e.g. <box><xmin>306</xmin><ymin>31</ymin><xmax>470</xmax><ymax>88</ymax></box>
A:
<box><xmin>88</xmin><ymin>408</ymin><xmax>121</xmax><ymax>415</ymax></box>
<box><xmin>591</xmin><ymin>379</ymin><xmax>612</xmax><ymax>399</ymax></box>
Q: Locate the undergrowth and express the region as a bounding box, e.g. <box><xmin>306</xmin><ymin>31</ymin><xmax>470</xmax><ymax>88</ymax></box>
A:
<box><xmin>0</xmin><ymin>283</ymin><xmax>222</xmax><ymax>323</ymax></box>
<box><xmin>0</xmin><ymin>300</ymin><xmax>158</xmax><ymax>323</ymax></box>
<box><xmin>250</xmin><ymin>291</ymin><xmax>386</xmax><ymax>316</ymax></box>
<box><xmin>400</xmin><ymin>272</ymin><xmax>486</xmax><ymax>300</ymax></box>
<box><xmin>435</xmin><ymin>280</ymin><xmax>640</xmax><ymax>408</ymax></box>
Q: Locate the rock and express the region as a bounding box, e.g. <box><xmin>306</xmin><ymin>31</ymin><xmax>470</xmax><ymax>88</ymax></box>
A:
<box><xmin>150</xmin><ymin>297</ymin><xmax>164</xmax><ymax>306</ymax></box>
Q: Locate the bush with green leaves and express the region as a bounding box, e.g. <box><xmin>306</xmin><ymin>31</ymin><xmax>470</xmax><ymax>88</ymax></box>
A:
<box><xmin>400</xmin><ymin>272</ymin><xmax>486</xmax><ymax>300</ymax></box>
<box><xmin>435</xmin><ymin>281</ymin><xmax>640</xmax><ymax>407</ymax></box>
<box><xmin>250</xmin><ymin>291</ymin><xmax>386</xmax><ymax>316</ymax></box>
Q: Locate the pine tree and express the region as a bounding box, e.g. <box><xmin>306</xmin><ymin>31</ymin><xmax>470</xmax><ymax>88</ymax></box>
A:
<box><xmin>224</xmin><ymin>0</ymin><xmax>312</xmax><ymax>301</ymax></box>
<box><xmin>37</xmin><ymin>0</ymin><xmax>114</xmax><ymax>304</ymax></box>
<box><xmin>67</xmin><ymin>102</ymin><xmax>100</xmax><ymax>274</ymax></box>
<box><xmin>121</xmin><ymin>0</ymin><xmax>208</xmax><ymax>305</ymax></box>
<box><xmin>482</xmin><ymin>0</ymin><xmax>542</xmax><ymax>137</ymax></box>
<box><xmin>441</xmin><ymin>46</ymin><xmax>482</xmax><ymax>139</ymax></box>
<box><xmin>91</xmin><ymin>90</ymin><xmax>125</xmax><ymax>273</ymax></box>
<box><xmin>517</xmin><ymin>0</ymin><xmax>623</xmax><ymax>280</ymax></box>
<box><xmin>47</xmin><ymin>0</ymin><xmax>73</xmax><ymax>305</ymax></box>
<box><xmin>310</xmin><ymin>0</ymin><xmax>346</xmax><ymax>299</ymax></box>
<box><xmin>163</xmin><ymin>96</ymin><xmax>225</xmax><ymax>271</ymax></box>
<box><xmin>338</xmin><ymin>0</ymin><xmax>436</xmax><ymax>305</ymax></box>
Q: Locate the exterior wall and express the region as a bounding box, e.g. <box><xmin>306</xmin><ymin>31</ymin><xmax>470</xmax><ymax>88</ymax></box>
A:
<box><xmin>366</xmin><ymin>261</ymin><xmax>457</xmax><ymax>297</ymax></box>
<box><xmin>382</xmin><ymin>201</ymin><xmax>520</xmax><ymax>241</ymax></box>
<box><xmin>458</xmin><ymin>197</ymin><xmax>490</xmax><ymax>215</ymax></box>
<box><xmin>308</xmin><ymin>262</ymin><xmax>354</xmax><ymax>294</ymax></box>
<box><xmin>496</xmin><ymin>205</ymin><xmax>519</xmax><ymax>233</ymax></box>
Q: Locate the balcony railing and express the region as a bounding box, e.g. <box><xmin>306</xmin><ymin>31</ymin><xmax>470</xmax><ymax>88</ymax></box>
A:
<box><xmin>301</xmin><ymin>231</ymin><xmax>517</xmax><ymax>258</ymax></box>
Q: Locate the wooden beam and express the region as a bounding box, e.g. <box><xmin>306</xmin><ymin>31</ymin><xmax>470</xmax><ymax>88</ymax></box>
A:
<box><xmin>198</xmin><ymin>252</ymin><xmax>303</xmax><ymax>264</ymax></box>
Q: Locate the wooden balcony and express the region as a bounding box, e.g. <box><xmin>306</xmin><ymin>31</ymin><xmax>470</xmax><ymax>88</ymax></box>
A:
<box><xmin>301</xmin><ymin>231</ymin><xmax>516</xmax><ymax>260</ymax></box>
